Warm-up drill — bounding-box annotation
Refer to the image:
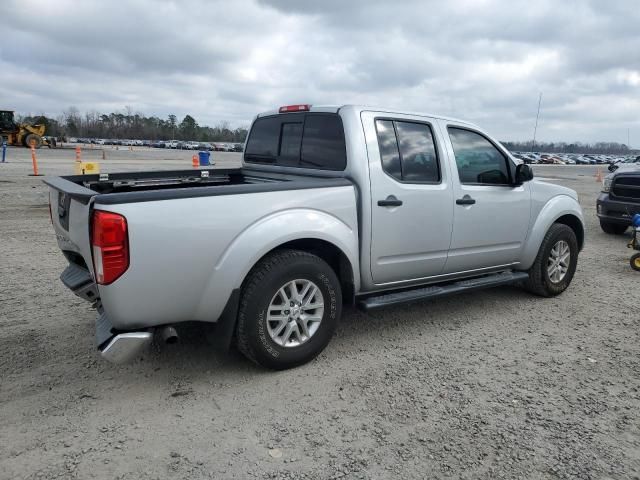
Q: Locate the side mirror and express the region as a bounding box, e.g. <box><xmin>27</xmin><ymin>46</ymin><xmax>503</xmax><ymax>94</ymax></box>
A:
<box><xmin>514</xmin><ymin>163</ymin><xmax>534</xmax><ymax>185</ymax></box>
<box><xmin>608</xmin><ymin>163</ymin><xmax>618</xmax><ymax>172</ymax></box>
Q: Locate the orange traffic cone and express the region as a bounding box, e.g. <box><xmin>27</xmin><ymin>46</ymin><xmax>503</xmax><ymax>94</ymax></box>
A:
<box><xmin>595</xmin><ymin>167</ymin><xmax>603</xmax><ymax>183</ymax></box>
<box><xmin>192</xmin><ymin>155</ymin><xmax>199</xmax><ymax>168</ymax></box>
<box><xmin>29</xmin><ymin>143</ymin><xmax>42</xmax><ymax>176</ymax></box>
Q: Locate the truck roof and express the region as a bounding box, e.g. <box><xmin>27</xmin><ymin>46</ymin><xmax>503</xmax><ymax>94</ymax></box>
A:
<box><xmin>256</xmin><ymin>104</ymin><xmax>478</xmax><ymax>128</ymax></box>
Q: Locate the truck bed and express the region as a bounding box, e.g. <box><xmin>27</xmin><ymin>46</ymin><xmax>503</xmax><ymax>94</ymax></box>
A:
<box><xmin>44</xmin><ymin>166</ymin><xmax>359</xmax><ymax>333</ymax></box>
<box><xmin>44</xmin><ymin>167</ymin><xmax>352</xmax><ymax>205</ymax></box>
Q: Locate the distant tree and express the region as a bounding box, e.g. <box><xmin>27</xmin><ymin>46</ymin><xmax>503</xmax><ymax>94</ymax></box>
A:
<box><xmin>179</xmin><ymin>115</ymin><xmax>198</xmax><ymax>140</ymax></box>
<box><xmin>20</xmin><ymin>107</ymin><xmax>249</xmax><ymax>143</ymax></box>
<box><xmin>63</xmin><ymin>106</ymin><xmax>81</xmax><ymax>136</ymax></box>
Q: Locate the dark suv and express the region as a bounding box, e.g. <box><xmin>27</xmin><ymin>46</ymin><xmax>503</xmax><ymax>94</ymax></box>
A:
<box><xmin>597</xmin><ymin>168</ymin><xmax>640</xmax><ymax>234</ymax></box>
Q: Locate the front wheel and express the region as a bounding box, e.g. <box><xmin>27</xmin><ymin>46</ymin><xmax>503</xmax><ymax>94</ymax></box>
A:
<box><xmin>631</xmin><ymin>253</ymin><xmax>640</xmax><ymax>272</ymax></box>
<box><xmin>523</xmin><ymin>224</ymin><xmax>579</xmax><ymax>297</ymax></box>
<box><xmin>236</xmin><ymin>249</ymin><xmax>342</xmax><ymax>370</ymax></box>
<box><xmin>23</xmin><ymin>133</ymin><xmax>43</xmax><ymax>149</ymax></box>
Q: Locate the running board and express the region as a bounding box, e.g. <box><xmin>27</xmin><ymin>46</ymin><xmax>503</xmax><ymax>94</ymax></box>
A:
<box><xmin>358</xmin><ymin>271</ymin><xmax>530</xmax><ymax>311</ymax></box>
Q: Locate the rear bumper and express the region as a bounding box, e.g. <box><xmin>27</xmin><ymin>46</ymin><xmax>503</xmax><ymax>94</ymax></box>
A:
<box><xmin>96</xmin><ymin>310</ymin><xmax>153</xmax><ymax>363</ymax></box>
<box><xmin>61</xmin><ymin>263</ymin><xmax>153</xmax><ymax>364</ymax></box>
<box><xmin>60</xmin><ymin>262</ymin><xmax>99</xmax><ymax>302</ymax></box>
<box><xmin>596</xmin><ymin>193</ymin><xmax>639</xmax><ymax>225</ymax></box>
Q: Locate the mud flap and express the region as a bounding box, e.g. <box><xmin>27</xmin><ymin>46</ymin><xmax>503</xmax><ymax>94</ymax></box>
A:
<box><xmin>206</xmin><ymin>289</ymin><xmax>240</xmax><ymax>351</ymax></box>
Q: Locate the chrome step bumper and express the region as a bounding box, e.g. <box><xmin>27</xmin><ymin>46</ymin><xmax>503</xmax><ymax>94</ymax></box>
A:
<box><xmin>100</xmin><ymin>332</ymin><xmax>153</xmax><ymax>364</ymax></box>
<box><xmin>61</xmin><ymin>264</ymin><xmax>152</xmax><ymax>364</ymax></box>
<box><xmin>96</xmin><ymin>309</ymin><xmax>152</xmax><ymax>364</ymax></box>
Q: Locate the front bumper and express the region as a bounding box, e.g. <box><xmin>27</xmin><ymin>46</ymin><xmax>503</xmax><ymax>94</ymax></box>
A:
<box><xmin>596</xmin><ymin>193</ymin><xmax>640</xmax><ymax>225</ymax></box>
<box><xmin>60</xmin><ymin>263</ymin><xmax>152</xmax><ymax>364</ymax></box>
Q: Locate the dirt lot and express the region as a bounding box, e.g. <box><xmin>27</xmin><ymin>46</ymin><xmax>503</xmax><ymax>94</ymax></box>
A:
<box><xmin>1</xmin><ymin>146</ymin><xmax>639</xmax><ymax>479</ymax></box>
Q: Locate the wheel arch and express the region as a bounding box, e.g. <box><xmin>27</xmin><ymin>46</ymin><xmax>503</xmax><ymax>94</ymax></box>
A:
<box><xmin>205</xmin><ymin>237</ymin><xmax>356</xmax><ymax>353</ymax></box>
<box><xmin>554</xmin><ymin>213</ymin><xmax>585</xmax><ymax>251</ymax></box>
<box><xmin>193</xmin><ymin>208</ymin><xmax>359</xmax><ymax>324</ymax></box>
<box><xmin>249</xmin><ymin>238</ymin><xmax>356</xmax><ymax>304</ymax></box>
<box><xmin>520</xmin><ymin>195</ymin><xmax>585</xmax><ymax>270</ymax></box>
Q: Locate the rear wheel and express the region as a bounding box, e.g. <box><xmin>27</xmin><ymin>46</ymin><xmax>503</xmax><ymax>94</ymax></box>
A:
<box><xmin>600</xmin><ymin>221</ymin><xmax>627</xmax><ymax>235</ymax></box>
<box><xmin>23</xmin><ymin>133</ymin><xmax>43</xmax><ymax>149</ymax></box>
<box><xmin>631</xmin><ymin>253</ymin><xmax>640</xmax><ymax>272</ymax></box>
<box><xmin>524</xmin><ymin>223</ymin><xmax>578</xmax><ymax>297</ymax></box>
<box><xmin>236</xmin><ymin>249</ymin><xmax>342</xmax><ymax>370</ymax></box>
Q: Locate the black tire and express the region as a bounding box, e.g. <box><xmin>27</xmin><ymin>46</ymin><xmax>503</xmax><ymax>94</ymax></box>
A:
<box><xmin>523</xmin><ymin>223</ymin><xmax>579</xmax><ymax>297</ymax></box>
<box><xmin>600</xmin><ymin>221</ymin><xmax>627</xmax><ymax>235</ymax></box>
<box><xmin>236</xmin><ymin>249</ymin><xmax>342</xmax><ymax>370</ymax></box>
<box><xmin>23</xmin><ymin>133</ymin><xmax>43</xmax><ymax>149</ymax></box>
<box><xmin>631</xmin><ymin>253</ymin><xmax>640</xmax><ymax>272</ymax></box>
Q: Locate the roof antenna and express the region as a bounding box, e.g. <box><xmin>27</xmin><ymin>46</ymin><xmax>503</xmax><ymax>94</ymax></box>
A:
<box><xmin>532</xmin><ymin>92</ymin><xmax>542</xmax><ymax>151</ymax></box>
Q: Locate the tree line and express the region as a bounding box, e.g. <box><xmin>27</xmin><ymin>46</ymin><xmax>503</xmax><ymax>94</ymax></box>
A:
<box><xmin>14</xmin><ymin>108</ymin><xmax>638</xmax><ymax>154</ymax></box>
<box><xmin>16</xmin><ymin>107</ymin><xmax>248</xmax><ymax>143</ymax></box>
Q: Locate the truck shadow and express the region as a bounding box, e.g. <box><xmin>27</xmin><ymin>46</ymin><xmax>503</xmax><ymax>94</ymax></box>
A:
<box><xmin>149</xmin><ymin>284</ymin><xmax>535</xmax><ymax>371</ymax></box>
<box><xmin>0</xmin><ymin>284</ymin><xmax>551</xmax><ymax>406</ymax></box>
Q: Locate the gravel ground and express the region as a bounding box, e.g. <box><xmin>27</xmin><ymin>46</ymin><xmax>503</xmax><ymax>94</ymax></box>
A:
<box><xmin>1</xmin><ymin>147</ymin><xmax>639</xmax><ymax>479</ymax></box>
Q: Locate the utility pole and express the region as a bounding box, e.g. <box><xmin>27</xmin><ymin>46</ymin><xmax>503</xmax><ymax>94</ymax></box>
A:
<box><xmin>532</xmin><ymin>92</ymin><xmax>542</xmax><ymax>151</ymax></box>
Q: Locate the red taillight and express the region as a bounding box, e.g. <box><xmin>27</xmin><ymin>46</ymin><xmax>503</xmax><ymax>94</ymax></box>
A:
<box><xmin>279</xmin><ymin>104</ymin><xmax>311</xmax><ymax>113</ymax></box>
<box><xmin>91</xmin><ymin>210</ymin><xmax>129</xmax><ymax>285</ymax></box>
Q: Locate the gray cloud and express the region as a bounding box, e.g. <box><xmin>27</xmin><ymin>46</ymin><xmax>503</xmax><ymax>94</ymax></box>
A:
<box><xmin>1</xmin><ymin>0</ymin><xmax>638</xmax><ymax>143</ymax></box>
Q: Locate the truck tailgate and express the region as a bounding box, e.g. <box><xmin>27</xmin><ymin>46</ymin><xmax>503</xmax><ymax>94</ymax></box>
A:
<box><xmin>45</xmin><ymin>176</ymin><xmax>97</xmax><ymax>279</ymax></box>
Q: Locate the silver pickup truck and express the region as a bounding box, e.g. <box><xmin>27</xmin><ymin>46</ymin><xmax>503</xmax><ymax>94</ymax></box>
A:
<box><xmin>46</xmin><ymin>104</ymin><xmax>585</xmax><ymax>369</ymax></box>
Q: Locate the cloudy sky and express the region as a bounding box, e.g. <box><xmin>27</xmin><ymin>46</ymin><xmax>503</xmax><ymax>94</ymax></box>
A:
<box><xmin>1</xmin><ymin>0</ymin><xmax>639</xmax><ymax>144</ymax></box>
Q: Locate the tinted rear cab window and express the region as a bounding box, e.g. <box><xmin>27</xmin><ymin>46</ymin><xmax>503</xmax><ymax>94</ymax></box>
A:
<box><xmin>245</xmin><ymin>113</ymin><xmax>347</xmax><ymax>171</ymax></box>
<box><xmin>375</xmin><ymin>119</ymin><xmax>440</xmax><ymax>183</ymax></box>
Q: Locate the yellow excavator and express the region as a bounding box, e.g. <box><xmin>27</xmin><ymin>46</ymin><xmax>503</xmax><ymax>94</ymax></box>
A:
<box><xmin>0</xmin><ymin>110</ymin><xmax>55</xmax><ymax>148</ymax></box>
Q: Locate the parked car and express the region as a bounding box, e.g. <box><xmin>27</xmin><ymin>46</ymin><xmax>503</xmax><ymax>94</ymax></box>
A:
<box><xmin>45</xmin><ymin>104</ymin><xmax>584</xmax><ymax>369</ymax></box>
<box><xmin>572</xmin><ymin>156</ymin><xmax>589</xmax><ymax>165</ymax></box>
<box><xmin>611</xmin><ymin>156</ymin><xmax>640</xmax><ymax>167</ymax></box>
<box><xmin>545</xmin><ymin>156</ymin><xmax>565</xmax><ymax>165</ymax></box>
<box><xmin>598</xmin><ymin>165</ymin><xmax>640</xmax><ymax>234</ymax></box>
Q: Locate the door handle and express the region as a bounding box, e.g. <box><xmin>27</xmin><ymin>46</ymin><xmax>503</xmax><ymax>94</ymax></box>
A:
<box><xmin>456</xmin><ymin>195</ymin><xmax>476</xmax><ymax>206</ymax></box>
<box><xmin>378</xmin><ymin>195</ymin><xmax>403</xmax><ymax>207</ymax></box>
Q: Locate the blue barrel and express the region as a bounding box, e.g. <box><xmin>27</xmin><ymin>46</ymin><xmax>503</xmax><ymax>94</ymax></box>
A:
<box><xmin>633</xmin><ymin>213</ymin><xmax>640</xmax><ymax>228</ymax></box>
<box><xmin>198</xmin><ymin>151</ymin><xmax>210</xmax><ymax>166</ymax></box>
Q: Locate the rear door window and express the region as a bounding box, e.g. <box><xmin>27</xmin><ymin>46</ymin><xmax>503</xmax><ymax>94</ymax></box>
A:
<box><xmin>245</xmin><ymin>113</ymin><xmax>346</xmax><ymax>170</ymax></box>
<box><xmin>375</xmin><ymin>120</ymin><xmax>402</xmax><ymax>179</ymax></box>
<box><xmin>375</xmin><ymin>119</ymin><xmax>440</xmax><ymax>183</ymax></box>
